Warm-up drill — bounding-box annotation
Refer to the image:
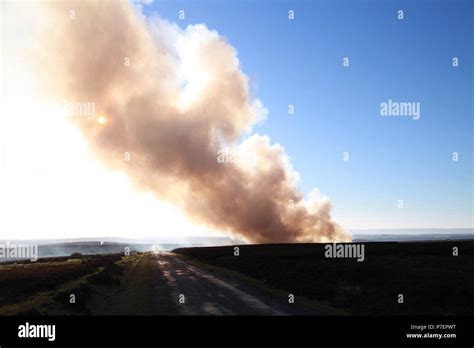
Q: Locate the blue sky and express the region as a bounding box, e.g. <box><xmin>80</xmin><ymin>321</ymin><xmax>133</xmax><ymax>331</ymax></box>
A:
<box><xmin>142</xmin><ymin>0</ymin><xmax>473</xmax><ymax>229</ymax></box>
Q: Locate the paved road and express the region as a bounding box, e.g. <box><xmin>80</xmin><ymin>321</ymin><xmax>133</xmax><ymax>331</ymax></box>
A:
<box><xmin>151</xmin><ymin>252</ymin><xmax>316</xmax><ymax>315</ymax></box>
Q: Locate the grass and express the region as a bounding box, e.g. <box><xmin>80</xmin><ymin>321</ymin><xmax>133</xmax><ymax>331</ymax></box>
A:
<box><xmin>0</xmin><ymin>253</ymin><xmax>144</xmax><ymax>315</ymax></box>
<box><xmin>91</xmin><ymin>253</ymin><xmax>157</xmax><ymax>315</ymax></box>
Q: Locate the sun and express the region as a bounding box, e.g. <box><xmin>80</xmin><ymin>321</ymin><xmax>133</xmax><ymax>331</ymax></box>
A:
<box><xmin>97</xmin><ymin>116</ymin><xmax>107</xmax><ymax>125</ymax></box>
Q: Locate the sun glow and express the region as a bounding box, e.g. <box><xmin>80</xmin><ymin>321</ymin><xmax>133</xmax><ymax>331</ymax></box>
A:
<box><xmin>0</xmin><ymin>58</ymin><xmax>215</xmax><ymax>241</ymax></box>
<box><xmin>97</xmin><ymin>115</ymin><xmax>107</xmax><ymax>125</ymax></box>
<box><xmin>0</xmin><ymin>94</ymin><xmax>219</xmax><ymax>240</ymax></box>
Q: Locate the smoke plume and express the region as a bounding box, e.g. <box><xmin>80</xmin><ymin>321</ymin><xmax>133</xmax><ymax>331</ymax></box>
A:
<box><xmin>27</xmin><ymin>1</ymin><xmax>351</xmax><ymax>243</ymax></box>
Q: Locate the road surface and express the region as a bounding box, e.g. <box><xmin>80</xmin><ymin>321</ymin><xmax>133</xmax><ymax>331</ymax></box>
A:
<box><xmin>151</xmin><ymin>252</ymin><xmax>316</xmax><ymax>315</ymax></box>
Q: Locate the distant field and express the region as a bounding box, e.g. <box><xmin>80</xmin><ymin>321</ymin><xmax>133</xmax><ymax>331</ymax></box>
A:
<box><xmin>174</xmin><ymin>241</ymin><xmax>474</xmax><ymax>315</ymax></box>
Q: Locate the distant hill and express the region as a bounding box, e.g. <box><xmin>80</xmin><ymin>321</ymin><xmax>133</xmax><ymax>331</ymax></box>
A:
<box><xmin>0</xmin><ymin>237</ymin><xmax>242</xmax><ymax>262</ymax></box>
<box><xmin>351</xmin><ymin>228</ymin><xmax>474</xmax><ymax>242</ymax></box>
